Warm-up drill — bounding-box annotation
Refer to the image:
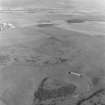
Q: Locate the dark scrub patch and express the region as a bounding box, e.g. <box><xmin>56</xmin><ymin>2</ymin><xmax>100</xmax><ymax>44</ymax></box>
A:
<box><xmin>34</xmin><ymin>84</ymin><xmax>77</xmax><ymax>101</ymax></box>
<box><xmin>76</xmin><ymin>88</ymin><xmax>105</xmax><ymax>105</ymax></box>
<box><xmin>33</xmin><ymin>77</ymin><xmax>77</xmax><ymax>105</ymax></box>
<box><xmin>66</xmin><ymin>19</ymin><xmax>86</xmax><ymax>24</ymax></box>
<box><xmin>42</xmin><ymin>56</ymin><xmax>68</xmax><ymax>66</ymax></box>
<box><xmin>0</xmin><ymin>54</ymin><xmax>13</xmax><ymax>66</ymax></box>
<box><xmin>36</xmin><ymin>23</ymin><xmax>54</xmax><ymax>28</ymax></box>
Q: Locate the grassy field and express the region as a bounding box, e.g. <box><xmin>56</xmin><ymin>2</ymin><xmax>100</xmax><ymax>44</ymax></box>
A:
<box><xmin>0</xmin><ymin>11</ymin><xmax>105</xmax><ymax>105</ymax></box>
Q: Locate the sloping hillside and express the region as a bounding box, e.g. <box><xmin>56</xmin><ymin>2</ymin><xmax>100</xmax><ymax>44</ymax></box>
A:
<box><xmin>0</xmin><ymin>25</ymin><xmax>105</xmax><ymax>105</ymax></box>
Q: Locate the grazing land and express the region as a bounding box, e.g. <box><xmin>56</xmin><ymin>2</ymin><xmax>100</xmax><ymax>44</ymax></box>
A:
<box><xmin>0</xmin><ymin>10</ymin><xmax>105</xmax><ymax>105</ymax></box>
